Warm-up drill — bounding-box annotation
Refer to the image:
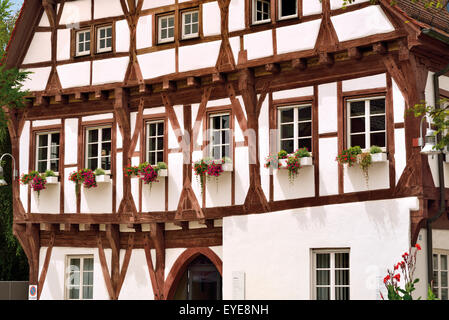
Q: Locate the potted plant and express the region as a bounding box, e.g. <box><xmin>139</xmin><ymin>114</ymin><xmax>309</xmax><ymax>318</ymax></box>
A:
<box><xmin>221</xmin><ymin>157</ymin><xmax>233</xmax><ymax>172</ymax></box>
<box><xmin>124</xmin><ymin>165</ymin><xmax>139</xmax><ymax>178</ymax></box>
<box><xmin>138</xmin><ymin>162</ymin><xmax>159</xmax><ymax>187</ymax></box>
<box><xmin>156</xmin><ymin>162</ymin><xmax>168</xmax><ymax>176</ymax></box>
<box><xmin>44</xmin><ymin>170</ymin><xmax>58</xmax><ymax>184</ymax></box>
<box><xmin>193</xmin><ymin>158</ymin><xmax>209</xmax><ymax>193</ymax></box>
<box><xmin>207</xmin><ymin>160</ymin><xmax>224</xmax><ymax>179</ymax></box>
<box><xmin>69</xmin><ymin>169</ymin><xmax>97</xmax><ymax>197</ymax></box>
<box><xmin>264</xmin><ymin>152</ymin><xmax>279</xmax><ymax>169</ymax></box>
<box><xmin>278</xmin><ymin>150</ymin><xmax>288</xmax><ymax>167</ymax></box>
<box><xmin>20</xmin><ymin>171</ymin><xmax>47</xmax><ymax>199</ymax></box>
<box><xmin>336</xmin><ymin>146</ymin><xmax>362</xmax><ymax>167</ymax></box>
<box><xmin>294</xmin><ymin>147</ymin><xmax>313</xmax><ymax>166</ymax></box>
<box><xmin>94</xmin><ymin>168</ymin><xmax>110</xmax><ymax>183</ymax></box>
<box><xmin>286</xmin><ymin>156</ymin><xmax>301</xmax><ymax>183</ymax></box>
<box><xmin>370</xmin><ymin>145</ymin><xmax>387</xmax><ymax>162</ymax></box>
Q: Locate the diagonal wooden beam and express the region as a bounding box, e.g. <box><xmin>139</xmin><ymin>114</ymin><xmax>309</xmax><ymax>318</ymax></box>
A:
<box><xmin>97</xmin><ymin>232</ymin><xmax>116</xmax><ymax>300</ymax></box>
<box><xmin>143</xmin><ymin>233</ymin><xmax>163</xmax><ymax>299</ymax></box>
<box><xmin>192</xmin><ymin>87</ymin><xmax>213</xmax><ymax>150</ymax></box>
<box><xmin>115</xmin><ymin>233</ymin><xmax>134</xmax><ymax>298</ymax></box>
<box><xmin>37</xmin><ymin>230</ymin><xmax>55</xmax><ymax>299</ymax></box>
<box><xmin>161</xmin><ymin>92</ymin><xmax>183</xmax><ymax>147</ymax></box>
<box><xmin>256</xmin><ymin>80</ymin><xmax>271</xmax><ymax>119</ymax></box>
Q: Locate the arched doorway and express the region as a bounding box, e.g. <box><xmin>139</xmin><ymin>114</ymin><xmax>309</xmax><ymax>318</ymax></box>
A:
<box><xmin>173</xmin><ymin>255</ymin><xmax>222</xmax><ymax>300</ymax></box>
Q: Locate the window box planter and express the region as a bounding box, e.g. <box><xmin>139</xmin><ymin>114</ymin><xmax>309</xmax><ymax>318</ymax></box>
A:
<box><xmin>370</xmin><ymin>152</ymin><xmax>388</xmax><ymax>163</ymax></box>
<box><xmin>46</xmin><ymin>176</ymin><xmax>59</xmax><ymax>184</ymax></box>
<box><xmin>279</xmin><ymin>158</ymin><xmax>288</xmax><ymax>168</ymax></box>
<box><xmin>96</xmin><ymin>174</ymin><xmax>111</xmax><ymax>183</ymax></box>
<box><xmin>158</xmin><ymin>169</ymin><xmax>168</xmax><ymax>177</ymax></box>
<box><xmin>299</xmin><ymin>156</ymin><xmax>313</xmax><ymax>166</ymax></box>
<box><xmin>212</xmin><ymin>159</ymin><xmax>233</xmax><ymax>172</ymax></box>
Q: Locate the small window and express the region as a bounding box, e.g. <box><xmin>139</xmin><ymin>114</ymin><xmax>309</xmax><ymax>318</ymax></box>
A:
<box><xmin>347</xmin><ymin>97</ymin><xmax>386</xmax><ymax>150</ymax></box>
<box><xmin>158</xmin><ymin>14</ymin><xmax>175</xmax><ymax>44</ymax></box>
<box><xmin>252</xmin><ymin>0</ymin><xmax>271</xmax><ymax>24</ymax></box>
<box><xmin>433</xmin><ymin>252</ymin><xmax>448</xmax><ymax>300</ymax></box>
<box><xmin>146</xmin><ymin>120</ymin><xmax>164</xmax><ymax>166</ymax></box>
<box><xmin>209</xmin><ymin>113</ymin><xmax>231</xmax><ymax>160</ymax></box>
<box><xmin>312</xmin><ymin>249</ymin><xmax>350</xmax><ymax>300</ymax></box>
<box><xmin>278</xmin><ymin>104</ymin><xmax>312</xmax><ymax>154</ymax></box>
<box><xmin>86</xmin><ymin>127</ymin><xmax>112</xmax><ymax>171</ymax></box>
<box><xmin>278</xmin><ymin>0</ymin><xmax>297</xmax><ymax>20</ymax></box>
<box><xmin>76</xmin><ymin>29</ymin><xmax>91</xmax><ymax>56</ymax></box>
<box><xmin>36</xmin><ymin>132</ymin><xmax>60</xmax><ymax>173</ymax></box>
<box><xmin>97</xmin><ymin>25</ymin><xmax>113</xmax><ymax>53</ymax></box>
<box><xmin>66</xmin><ymin>256</ymin><xmax>94</xmax><ymax>300</ymax></box>
<box><xmin>181</xmin><ymin>9</ymin><xmax>199</xmax><ymax>40</ymax></box>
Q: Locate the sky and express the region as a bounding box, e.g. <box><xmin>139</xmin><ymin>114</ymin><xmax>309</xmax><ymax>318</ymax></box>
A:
<box><xmin>10</xmin><ymin>0</ymin><xmax>23</xmax><ymax>12</ymax></box>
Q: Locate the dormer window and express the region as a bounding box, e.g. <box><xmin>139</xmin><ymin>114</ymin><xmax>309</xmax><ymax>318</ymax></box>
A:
<box><xmin>76</xmin><ymin>29</ymin><xmax>91</xmax><ymax>56</ymax></box>
<box><xmin>252</xmin><ymin>0</ymin><xmax>271</xmax><ymax>24</ymax></box>
<box><xmin>96</xmin><ymin>25</ymin><xmax>113</xmax><ymax>53</ymax></box>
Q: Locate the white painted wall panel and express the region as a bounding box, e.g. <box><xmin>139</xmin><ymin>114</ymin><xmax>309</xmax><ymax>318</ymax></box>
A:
<box><xmin>318</xmin><ymin>82</ymin><xmax>338</xmax><ymax>134</ymax></box>
<box><xmin>203</xmin><ymin>2</ymin><xmax>221</xmax><ymax>36</ymax></box>
<box><xmin>331</xmin><ymin>6</ymin><xmax>395</xmax><ymax>42</ymax></box>
<box><xmin>137</xmin><ymin>15</ymin><xmax>152</xmax><ymax>49</ymax></box>
<box><xmin>142</xmin><ymin>0</ymin><xmax>175</xmax><ymax>10</ymax></box>
<box><xmin>179</xmin><ymin>40</ymin><xmax>222</xmax><ymax>72</ymax></box>
<box><xmin>318</xmin><ymin>137</ymin><xmax>339</xmax><ymax>196</ymax></box>
<box><xmin>94</xmin><ymin>0</ymin><xmax>123</xmax><ymax>19</ymax></box>
<box><xmin>143</xmin><ymin>106</ymin><xmax>165</xmax><ymax>115</ymax></box>
<box><xmin>57</xmin><ymin>29</ymin><xmax>71</xmax><ymax>61</ymax></box>
<box><xmin>330</xmin><ymin>0</ymin><xmax>369</xmax><ymax>10</ymax></box>
<box><xmin>244</xmin><ymin>30</ymin><xmax>273</xmax><ymax>60</ymax></box>
<box><xmin>392</xmin><ymin>79</ymin><xmax>405</xmax><ymax>123</ymax></box>
<box><xmin>272</xmin><ymin>86</ymin><xmax>314</xmax><ymax>100</ymax></box>
<box><xmin>38</xmin><ymin>11</ymin><xmax>50</xmax><ymax>27</ymax></box>
<box><xmin>116</xmin><ymin>19</ymin><xmax>131</xmax><ymax>52</ymax></box>
<box><xmin>229</xmin><ymin>0</ymin><xmax>245</xmax><ymax>32</ymax></box>
<box><xmin>168</xmin><ymin>153</ymin><xmax>183</xmax><ymax>211</ymax></box>
<box><xmin>273</xmin><ymin>166</ymin><xmax>315</xmax><ymax>200</ymax></box>
<box><xmin>206</xmin><ymin>173</ymin><xmax>232</xmax><ymax>207</ymax></box>
<box><xmin>394</xmin><ymin>128</ymin><xmax>406</xmax><ymax>184</ymax></box>
<box><xmin>441</xmin><ymin>75</ymin><xmax>449</xmax><ymax>91</ymax></box>
<box><xmin>116</xmin><ymin>123</ymin><xmax>123</xmax><ymax>150</ymax></box>
<box><xmin>259</xmin><ymin>95</ymin><xmax>270</xmax><ymax>201</ymax></box>
<box><xmin>342</xmin><ymin>73</ymin><xmax>386</xmax><ymax>92</ymax></box>
<box><xmin>116</xmin><ymin>152</ymin><xmax>123</xmax><ymax>211</ymax></box>
<box><xmin>64</xmin><ymin>167</ymin><xmax>77</xmax><ymax>213</ymax></box>
<box><xmin>19</xmin><ymin>121</ymin><xmax>30</xmax><ymax>214</ymax></box>
<box><xmin>81</xmin><ymin>182</ymin><xmax>113</xmax><ymax>213</ymax></box>
<box><xmin>32</xmin><ymin>119</ymin><xmax>61</xmax><ymax>127</ymax></box>
<box><xmin>23</xmin><ymin>32</ymin><xmax>52</xmax><ymax>64</ymax></box>
<box><xmin>59</xmin><ymin>0</ymin><xmax>91</xmax><ymax>25</ymax></box>
<box><xmin>57</xmin><ymin>62</ymin><xmax>91</xmax><ymax>88</ymax></box>
<box><xmin>92</xmin><ymin>57</ymin><xmax>129</xmax><ymax>85</ymax></box>
<box><xmin>138</xmin><ymin>49</ymin><xmax>176</xmax><ymax>79</ymax></box>
<box><xmin>207</xmin><ymin>98</ymin><xmax>231</xmax><ymax>108</ymax></box>
<box><xmin>229</xmin><ymin>36</ymin><xmax>240</xmax><ymax>65</ymax></box>
<box><xmin>276</xmin><ymin>19</ymin><xmax>321</xmax><ymax>54</ymax></box>
<box><xmin>343</xmin><ymin>162</ymin><xmax>389</xmax><ymax>193</ymax></box>
<box><xmin>302</xmin><ymin>0</ymin><xmax>322</xmax><ymax>16</ymax></box>
<box><xmin>82</xmin><ymin>113</ymin><xmax>114</xmax><ymax>122</ymax></box>
<box><xmin>234</xmin><ymin>147</ymin><xmax>250</xmax><ymax>205</ymax></box>
<box><xmin>117</xmin><ymin>249</ymin><xmax>154</xmax><ymax>299</ymax></box>
<box><xmin>142</xmin><ymin>179</ymin><xmax>166</xmax><ymax>212</ymax></box>
<box><xmin>31</xmin><ymin>183</ymin><xmax>60</xmax><ymax>213</ymax></box>
<box><xmin>64</xmin><ymin>119</ymin><xmax>78</xmax><ymax>165</ymax></box>
<box><xmin>21</xmin><ymin>67</ymin><xmax>52</xmax><ymax>92</ymax></box>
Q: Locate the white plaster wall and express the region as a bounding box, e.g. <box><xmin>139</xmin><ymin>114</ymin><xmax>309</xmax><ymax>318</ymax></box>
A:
<box><xmin>205</xmin><ymin>173</ymin><xmax>232</xmax><ymax>208</ymax></box>
<box><xmin>32</xmin><ymin>119</ymin><xmax>61</xmax><ymax>127</ymax></box>
<box><xmin>234</xmin><ymin>147</ymin><xmax>250</xmax><ymax>205</ymax></box>
<box><xmin>64</xmin><ymin>167</ymin><xmax>77</xmax><ymax>213</ymax></box>
<box><xmin>302</xmin><ymin>0</ymin><xmax>322</xmax><ymax>16</ymax></box>
<box><xmin>19</xmin><ymin>121</ymin><xmax>30</xmax><ymax>214</ymax></box>
<box><xmin>229</xmin><ymin>36</ymin><xmax>240</xmax><ymax>65</ymax></box>
<box><xmin>168</xmin><ymin>153</ymin><xmax>183</xmax><ymax>211</ymax></box>
<box><xmin>21</xmin><ymin>67</ymin><xmax>52</xmax><ymax>92</ymax></box>
<box><xmin>413</xmin><ymin>228</ymin><xmax>428</xmax><ymax>299</ymax></box>
<box><xmin>143</xmin><ymin>106</ymin><xmax>165</xmax><ymax>116</ymax></box>
<box><xmin>82</xmin><ymin>113</ymin><xmax>114</xmax><ymax>122</ymax></box>
<box><xmin>222</xmin><ymin>197</ymin><xmax>418</xmax><ymax>300</ymax></box>
<box><xmin>259</xmin><ymin>95</ymin><xmax>270</xmax><ymax>201</ymax></box>
<box><xmin>137</xmin><ymin>15</ymin><xmax>152</xmax><ymax>49</ymax></box>
<box><xmin>92</xmin><ymin>57</ymin><xmax>129</xmax><ymax>85</ymax></box>
<box><xmin>343</xmin><ymin>162</ymin><xmax>390</xmax><ymax>193</ymax></box>
<box><xmin>276</xmin><ymin>19</ymin><xmax>321</xmax><ymax>54</ymax></box>
<box><xmin>138</xmin><ymin>49</ymin><xmax>176</xmax><ymax>79</ymax></box>
<box><xmin>142</xmin><ymin>179</ymin><xmax>166</xmax><ymax>212</ymax></box>
<box><xmin>116</xmin><ymin>152</ymin><xmax>123</xmax><ymax>211</ymax></box>
<box><xmin>425</xmin><ymin>71</ymin><xmax>436</xmax><ymax>110</ymax></box>
<box><xmin>330</xmin><ymin>0</ymin><xmax>369</xmax><ymax>10</ymax></box>
<box><xmin>118</xmin><ymin>249</ymin><xmax>154</xmax><ymax>299</ymax></box>
<box><xmin>39</xmin><ymin>247</ymin><xmax>111</xmax><ymax>300</ymax></box>
<box><xmin>94</xmin><ymin>0</ymin><xmax>123</xmax><ymax>20</ymax></box>
<box><xmin>318</xmin><ymin>83</ymin><xmax>338</xmax><ymax>134</ymax></box>
<box><xmin>342</xmin><ymin>73</ymin><xmax>386</xmax><ymax>92</ymax></box>
<box><xmin>440</xmin><ymin>75</ymin><xmax>449</xmax><ymax>91</ymax></box>
<box><xmin>57</xmin><ymin>29</ymin><xmax>71</xmax><ymax>61</ymax></box>
<box><xmin>39</xmin><ymin>11</ymin><xmax>50</xmax><ymax>27</ymax></box>
<box><xmin>392</xmin><ymin>79</ymin><xmax>405</xmax><ymax>123</ymax></box>
<box><xmin>244</xmin><ymin>30</ymin><xmax>273</xmax><ymax>60</ymax></box>
<box><xmin>178</xmin><ymin>40</ymin><xmax>222</xmax><ymax>72</ymax></box>
<box><xmin>273</xmin><ymin>167</ymin><xmax>315</xmax><ymax>201</ymax></box>
<box><xmin>142</xmin><ymin>0</ymin><xmax>174</xmax><ymax>10</ymax></box>
<box><xmin>64</xmin><ymin>118</ymin><xmax>78</xmax><ymax>165</ymax></box>
<box><xmin>57</xmin><ymin>62</ymin><xmax>91</xmax><ymax>88</ymax></box>
<box><xmin>80</xmin><ymin>182</ymin><xmax>113</xmax><ymax>213</ymax></box>
<box><xmin>23</xmin><ymin>32</ymin><xmax>52</xmax><ymax>64</ymax></box>
<box><xmin>318</xmin><ymin>137</ymin><xmax>338</xmax><ymax>196</ymax></box>
<box><xmin>115</xmin><ymin>19</ymin><xmax>131</xmax><ymax>53</ymax></box>
<box><xmin>203</xmin><ymin>2</ymin><xmax>221</xmax><ymax>36</ymax></box>
<box><xmin>59</xmin><ymin>0</ymin><xmax>92</xmax><ymax>25</ymax></box>
<box><xmin>272</xmin><ymin>86</ymin><xmax>314</xmax><ymax>100</ymax></box>
<box><xmin>394</xmin><ymin>128</ymin><xmax>406</xmax><ymax>184</ymax></box>
<box><xmin>229</xmin><ymin>0</ymin><xmax>245</xmax><ymax>32</ymax></box>
<box><xmin>331</xmin><ymin>6</ymin><xmax>395</xmax><ymax>42</ymax></box>
<box><xmin>31</xmin><ymin>183</ymin><xmax>60</xmax><ymax>214</ymax></box>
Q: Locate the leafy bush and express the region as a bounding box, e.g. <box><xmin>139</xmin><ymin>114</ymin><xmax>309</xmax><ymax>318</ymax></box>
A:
<box><xmin>278</xmin><ymin>150</ymin><xmax>288</xmax><ymax>159</ymax></box>
<box><xmin>94</xmin><ymin>168</ymin><xmax>105</xmax><ymax>176</ymax></box>
<box><xmin>44</xmin><ymin>170</ymin><xmax>56</xmax><ymax>177</ymax></box>
<box><xmin>157</xmin><ymin>162</ymin><xmax>168</xmax><ymax>170</ymax></box>
<box><xmin>294</xmin><ymin>147</ymin><xmax>311</xmax><ymax>158</ymax></box>
<box><xmin>370</xmin><ymin>145</ymin><xmax>383</xmax><ymax>154</ymax></box>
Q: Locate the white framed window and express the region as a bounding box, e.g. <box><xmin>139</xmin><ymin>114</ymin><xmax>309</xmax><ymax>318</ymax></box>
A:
<box><xmin>158</xmin><ymin>14</ymin><xmax>175</xmax><ymax>44</ymax></box>
<box><xmin>278</xmin><ymin>0</ymin><xmax>297</xmax><ymax>20</ymax></box>
<box><xmin>97</xmin><ymin>25</ymin><xmax>113</xmax><ymax>53</ymax></box>
<box><xmin>86</xmin><ymin>126</ymin><xmax>112</xmax><ymax>172</ymax></box>
<box><xmin>146</xmin><ymin>120</ymin><xmax>164</xmax><ymax>166</ymax></box>
<box><xmin>181</xmin><ymin>9</ymin><xmax>199</xmax><ymax>39</ymax></box>
<box><xmin>312</xmin><ymin>249</ymin><xmax>350</xmax><ymax>300</ymax></box>
<box><xmin>252</xmin><ymin>0</ymin><xmax>271</xmax><ymax>24</ymax></box>
<box><xmin>65</xmin><ymin>255</ymin><xmax>94</xmax><ymax>300</ymax></box>
<box><xmin>76</xmin><ymin>29</ymin><xmax>91</xmax><ymax>56</ymax></box>
<box><xmin>36</xmin><ymin>132</ymin><xmax>60</xmax><ymax>174</ymax></box>
<box><xmin>433</xmin><ymin>251</ymin><xmax>448</xmax><ymax>300</ymax></box>
<box><xmin>278</xmin><ymin>104</ymin><xmax>312</xmax><ymax>154</ymax></box>
<box><xmin>209</xmin><ymin>113</ymin><xmax>231</xmax><ymax>160</ymax></box>
<box><xmin>347</xmin><ymin>97</ymin><xmax>386</xmax><ymax>150</ymax></box>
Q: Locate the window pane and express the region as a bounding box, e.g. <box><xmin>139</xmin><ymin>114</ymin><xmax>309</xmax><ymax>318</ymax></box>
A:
<box><xmin>370</xmin><ymin>115</ymin><xmax>385</xmax><ymax>131</ymax></box>
<box><xmin>157</xmin><ymin>137</ymin><xmax>163</xmax><ymax>150</ymax></box>
<box><xmin>101</xmin><ymin>142</ymin><xmax>111</xmax><ymax>156</ymax></box>
<box><xmin>213</xmin><ymin>116</ymin><xmax>221</xmax><ymax>129</ymax></box>
<box><xmin>83</xmin><ymin>286</ymin><xmax>93</xmax><ymax>300</ymax></box>
<box><xmin>149</xmin><ymin>138</ymin><xmax>156</xmax><ymax>151</ymax></box>
<box><xmin>281</xmin><ymin>124</ymin><xmax>293</xmax><ymax>139</ymax></box>
<box><xmin>168</xmin><ymin>17</ymin><xmax>174</xmax><ymax>27</ymax></box>
<box><xmin>88</xmin><ymin>144</ymin><xmax>98</xmax><ymax>158</ymax></box>
<box><xmin>83</xmin><ymin>271</ymin><xmax>93</xmax><ymax>286</ymax></box>
<box><xmin>100</xmin><ymin>39</ymin><xmax>105</xmax><ymax>49</ymax></box>
<box><xmin>38</xmin><ymin>161</ymin><xmax>47</xmax><ymax>173</ymax></box>
<box><xmin>442</xmin><ymin>271</ymin><xmax>448</xmax><ymax>287</ymax></box>
<box><xmin>107</xmin><ymin>27</ymin><xmax>112</xmax><ymax>37</ymax></box>
<box><xmin>222</xmin><ymin>145</ymin><xmax>230</xmax><ymax>158</ymax></box>
<box><xmin>168</xmin><ymin>27</ymin><xmax>174</xmax><ymax>38</ymax></box>
<box><xmin>161</xmin><ymin>29</ymin><xmax>167</xmax><ymax>39</ymax></box>
<box><xmin>442</xmin><ymin>255</ymin><xmax>447</xmax><ymax>270</ymax></box>
<box><xmin>350</xmin><ymin>118</ymin><xmax>365</xmax><ymax>133</ymax></box>
<box><xmin>85</xmin><ymin>32</ymin><xmax>90</xmax><ymax>41</ymax></box>
<box><xmin>78</xmin><ymin>43</ymin><xmax>84</xmax><ymax>53</ymax></box>
<box><xmin>157</xmin><ymin>152</ymin><xmax>164</xmax><ymax>163</ymax></box>
<box><xmin>316</xmin><ymin>287</ymin><xmax>329</xmax><ymax>300</ymax></box>
<box><xmin>434</xmin><ymin>254</ymin><xmax>438</xmax><ymax>270</ymax></box>
<box><xmin>79</xmin><ymin>32</ymin><xmax>84</xmax><ymax>42</ymax></box>
<box><xmin>280</xmin><ymin>109</ymin><xmax>294</xmax><ymax>123</ymax></box>
<box><xmin>434</xmin><ymin>271</ymin><xmax>439</xmax><ymax>287</ymax></box>
<box><xmin>298</xmin><ymin>106</ymin><xmax>311</xmax><ymax>122</ymax></box>
<box><xmin>88</xmin><ymin>158</ymin><xmax>98</xmax><ymax>170</ymax></box>
<box><xmin>350</xmin><ymin>101</ymin><xmax>365</xmax><ymax>116</ymax></box>
<box><xmin>161</xmin><ymin>18</ymin><xmax>167</xmax><ymax>28</ymax></box>
<box><xmin>85</xmin><ymin>42</ymin><xmax>90</xmax><ymax>51</ymax></box>
<box><xmin>281</xmin><ymin>0</ymin><xmax>297</xmax><ymax>17</ymax></box>
<box><xmin>316</xmin><ymin>270</ymin><xmax>330</xmax><ymax>285</ymax></box>
<box><xmin>335</xmin><ymin>253</ymin><xmax>349</xmax><ymax>268</ymax></box>
<box><xmin>192</xmin><ymin>23</ymin><xmax>198</xmax><ymax>34</ymax></box>
<box><xmin>38</xmin><ymin>134</ymin><xmax>48</xmax><ymax>147</ymax></box>
<box><xmin>50</xmin><ymin>145</ymin><xmax>59</xmax><ymax>159</ymax></box>
<box><xmin>101</xmin><ymin>156</ymin><xmax>111</xmax><ymax>170</ymax></box>
<box><xmin>88</xmin><ymin>130</ymin><xmax>98</xmax><ymax>143</ymax></box>
<box><xmin>335</xmin><ymin>270</ymin><xmax>349</xmax><ymax>285</ymax></box>
<box><xmin>149</xmin><ymin>152</ymin><xmax>156</xmax><ymax>165</ymax></box>
<box><xmin>316</xmin><ymin>254</ymin><xmax>330</xmax><ymax>268</ymax></box>
<box><xmin>185</xmin><ymin>13</ymin><xmax>191</xmax><ymax>24</ymax></box>
<box><xmin>370</xmin><ymin>99</ymin><xmax>385</xmax><ymax>115</ymax></box>
<box><xmin>193</xmin><ymin>12</ymin><xmax>198</xmax><ymax>22</ymax></box>
<box><xmin>70</xmin><ymin>271</ymin><xmax>80</xmax><ymax>286</ymax></box>
<box><xmin>100</xmin><ymin>29</ymin><xmax>105</xmax><ymax>38</ymax></box>
<box><xmin>84</xmin><ymin>258</ymin><xmax>93</xmax><ymax>271</ymax></box>
<box><xmin>50</xmin><ymin>160</ymin><xmax>58</xmax><ymax>172</ymax></box>
<box><xmin>38</xmin><ymin>147</ymin><xmax>48</xmax><ymax>161</ymax></box>
<box><xmin>69</xmin><ymin>287</ymin><xmax>79</xmax><ymax>300</ymax></box>
<box><xmin>157</xmin><ymin>123</ymin><xmax>164</xmax><ymax>135</ymax></box>
<box><xmin>442</xmin><ymin>288</ymin><xmax>448</xmax><ymax>300</ymax></box>
<box><xmin>185</xmin><ymin>25</ymin><xmax>191</xmax><ymax>35</ymax></box>
<box><xmin>212</xmin><ymin>131</ymin><xmax>220</xmax><ymax>146</ymax></box>
<box><xmin>213</xmin><ymin>146</ymin><xmax>220</xmax><ymax>159</ymax></box>
<box><xmin>298</xmin><ymin>122</ymin><xmax>311</xmax><ymax>137</ymax></box>
<box><xmin>222</xmin><ymin>115</ymin><xmax>230</xmax><ymax>129</ymax></box>
<box><xmin>51</xmin><ymin>133</ymin><xmax>60</xmax><ymax>144</ymax></box>
<box><xmin>370</xmin><ymin>132</ymin><xmax>386</xmax><ymax>148</ymax></box>
<box><xmin>335</xmin><ymin>287</ymin><xmax>349</xmax><ymax>300</ymax></box>
<box><xmin>350</xmin><ymin>134</ymin><xmax>365</xmax><ymax>149</ymax></box>
<box><xmin>298</xmin><ymin>138</ymin><xmax>312</xmax><ymax>153</ymax></box>
<box><xmin>106</xmin><ymin>38</ymin><xmax>112</xmax><ymax>48</ymax></box>
<box><xmin>281</xmin><ymin>140</ymin><xmax>293</xmax><ymax>154</ymax></box>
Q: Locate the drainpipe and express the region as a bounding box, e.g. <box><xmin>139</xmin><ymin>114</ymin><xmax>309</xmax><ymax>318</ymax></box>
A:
<box><xmin>422</xmin><ymin>27</ymin><xmax>449</xmax><ymax>288</ymax></box>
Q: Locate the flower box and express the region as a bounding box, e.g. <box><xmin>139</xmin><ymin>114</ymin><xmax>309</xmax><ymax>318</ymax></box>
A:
<box><xmin>45</xmin><ymin>176</ymin><xmax>59</xmax><ymax>184</ymax></box>
<box><xmin>222</xmin><ymin>163</ymin><xmax>233</xmax><ymax>172</ymax></box>
<box><xmin>299</xmin><ymin>157</ymin><xmax>313</xmax><ymax>166</ymax></box>
<box><xmin>279</xmin><ymin>159</ymin><xmax>288</xmax><ymax>168</ymax></box>
<box><xmin>96</xmin><ymin>175</ymin><xmax>111</xmax><ymax>183</ymax></box>
<box><xmin>371</xmin><ymin>152</ymin><xmax>388</xmax><ymax>162</ymax></box>
<box><xmin>158</xmin><ymin>169</ymin><xmax>168</xmax><ymax>177</ymax></box>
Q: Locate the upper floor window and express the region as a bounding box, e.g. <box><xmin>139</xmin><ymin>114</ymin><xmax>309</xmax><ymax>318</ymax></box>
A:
<box><xmin>278</xmin><ymin>0</ymin><xmax>297</xmax><ymax>20</ymax></box>
<box><xmin>66</xmin><ymin>256</ymin><xmax>94</xmax><ymax>300</ymax></box>
<box><xmin>209</xmin><ymin>113</ymin><xmax>231</xmax><ymax>160</ymax></box>
<box><xmin>36</xmin><ymin>132</ymin><xmax>60</xmax><ymax>173</ymax></box>
<box><xmin>146</xmin><ymin>120</ymin><xmax>164</xmax><ymax>166</ymax></box>
<box><xmin>86</xmin><ymin>126</ymin><xmax>112</xmax><ymax>172</ymax></box>
<box><xmin>97</xmin><ymin>25</ymin><xmax>113</xmax><ymax>53</ymax></box>
<box><xmin>347</xmin><ymin>97</ymin><xmax>386</xmax><ymax>150</ymax></box>
<box><xmin>252</xmin><ymin>0</ymin><xmax>271</xmax><ymax>24</ymax></box>
<box><xmin>76</xmin><ymin>29</ymin><xmax>91</xmax><ymax>56</ymax></box>
<box><xmin>312</xmin><ymin>249</ymin><xmax>350</xmax><ymax>300</ymax></box>
<box><xmin>181</xmin><ymin>9</ymin><xmax>199</xmax><ymax>40</ymax></box>
<box><xmin>433</xmin><ymin>251</ymin><xmax>448</xmax><ymax>300</ymax></box>
<box><xmin>278</xmin><ymin>104</ymin><xmax>312</xmax><ymax>154</ymax></box>
<box><xmin>158</xmin><ymin>14</ymin><xmax>175</xmax><ymax>44</ymax></box>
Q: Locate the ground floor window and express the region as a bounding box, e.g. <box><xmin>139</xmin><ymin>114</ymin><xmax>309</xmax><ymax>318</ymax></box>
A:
<box><xmin>433</xmin><ymin>251</ymin><xmax>448</xmax><ymax>300</ymax></box>
<box><xmin>66</xmin><ymin>255</ymin><xmax>94</xmax><ymax>300</ymax></box>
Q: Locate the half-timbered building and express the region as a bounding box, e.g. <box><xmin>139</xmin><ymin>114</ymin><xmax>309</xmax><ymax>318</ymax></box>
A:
<box><xmin>4</xmin><ymin>0</ymin><xmax>449</xmax><ymax>299</ymax></box>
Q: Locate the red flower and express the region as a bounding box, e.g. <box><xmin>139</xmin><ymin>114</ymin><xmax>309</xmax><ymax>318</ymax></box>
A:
<box><xmin>415</xmin><ymin>244</ymin><xmax>421</xmax><ymax>251</ymax></box>
<box><xmin>383</xmin><ymin>275</ymin><xmax>390</xmax><ymax>283</ymax></box>
<box><xmin>402</xmin><ymin>252</ymin><xmax>409</xmax><ymax>259</ymax></box>
<box><xmin>393</xmin><ymin>274</ymin><xmax>400</xmax><ymax>282</ymax></box>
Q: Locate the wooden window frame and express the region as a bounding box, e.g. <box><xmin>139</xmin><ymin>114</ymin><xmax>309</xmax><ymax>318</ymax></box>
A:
<box><xmin>277</xmin><ymin>0</ymin><xmax>299</xmax><ymax>20</ymax></box>
<box><xmin>311</xmin><ymin>248</ymin><xmax>350</xmax><ymax>300</ymax></box>
<box><xmin>75</xmin><ymin>28</ymin><xmax>91</xmax><ymax>57</ymax></box>
<box><xmin>277</xmin><ymin>103</ymin><xmax>313</xmax><ymax>154</ymax></box>
<box><xmin>251</xmin><ymin>0</ymin><xmax>272</xmax><ymax>25</ymax></box>
<box><xmin>142</xmin><ymin>114</ymin><xmax>168</xmax><ymax>166</ymax></box>
<box><xmin>204</xmin><ymin>106</ymin><xmax>235</xmax><ymax>161</ymax></box>
<box><xmin>35</xmin><ymin>131</ymin><xmax>61</xmax><ymax>175</ymax></box>
<box><xmin>433</xmin><ymin>249</ymin><xmax>449</xmax><ymax>300</ymax></box>
<box><xmin>65</xmin><ymin>255</ymin><xmax>94</xmax><ymax>300</ymax></box>
<box><xmin>180</xmin><ymin>8</ymin><xmax>200</xmax><ymax>40</ymax></box>
<box><xmin>96</xmin><ymin>24</ymin><xmax>113</xmax><ymax>54</ymax></box>
<box><xmin>157</xmin><ymin>12</ymin><xmax>176</xmax><ymax>44</ymax></box>
<box><xmin>345</xmin><ymin>95</ymin><xmax>387</xmax><ymax>152</ymax></box>
<box><xmin>208</xmin><ymin>112</ymin><xmax>232</xmax><ymax>160</ymax></box>
<box><xmin>247</xmin><ymin>0</ymin><xmax>302</xmax><ymax>27</ymax></box>
<box><xmin>145</xmin><ymin>119</ymin><xmax>166</xmax><ymax>166</ymax></box>
<box><xmin>84</xmin><ymin>125</ymin><xmax>113</xmax><ymax>173</ymax></box>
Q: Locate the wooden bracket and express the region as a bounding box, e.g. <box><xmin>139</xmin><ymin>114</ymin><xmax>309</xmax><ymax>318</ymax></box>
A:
<box><xmin>212</xmin><ymin>72</ymin><xmax>226</xmax><ymax>84</ymax></box>
<box><xmin>162</xmin><ymin>79</ymin><xmax>176</xmax><ymax>92</ymax></box>
<box><xmin>186</xmin><ymin>76</ymin><xmax>201</xmax><ymax>88</ymax></box>
<box><xmin>348</xmin><ymin>47</ymin><xmax>362</xmax><ymax>60</ymax></box>
<box><xmin>292</xmin><ymin>58</ymin><xmax>307</xmax><ymax>70</ymax></box>
<box><xmin>373</xmin><ymin>42</ymin><xmax>388</xmax><ymax>55</ymax></box>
